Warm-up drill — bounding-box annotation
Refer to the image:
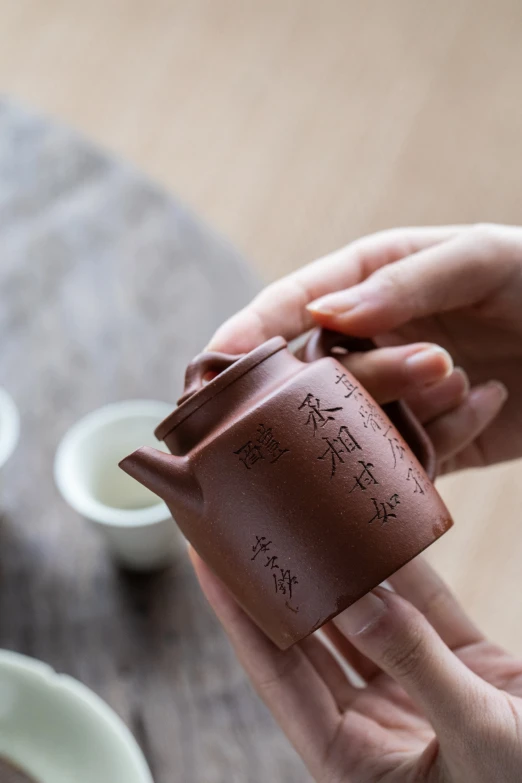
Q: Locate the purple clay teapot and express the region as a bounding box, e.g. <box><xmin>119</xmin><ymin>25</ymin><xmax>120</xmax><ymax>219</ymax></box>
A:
<box><xmin>120</xmin><ymin>329</ymin><xmax>452</xmax><ymax>650</ymax></box>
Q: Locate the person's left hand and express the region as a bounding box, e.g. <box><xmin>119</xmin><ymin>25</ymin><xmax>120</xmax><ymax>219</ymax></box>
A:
<box><xmin>207</xmin><ymin>236</ymin><xmax>504</xmax><ymax>472</ymax></box>
<box><xmin>191</xmin><ymin>550</ymin><xmax>522</xmax><ymax>782</ymax></box>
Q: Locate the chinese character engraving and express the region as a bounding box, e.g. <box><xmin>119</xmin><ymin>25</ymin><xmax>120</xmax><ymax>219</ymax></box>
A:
<box><xmin>350</xmin><ymin>460</ymin><xmax>379</xmax><ymax>492</ymax></box>
<box><xmin>252</xmin><ymin>536</ymin><xmax>300</xmax><ymax>611</ymax></box>
<box><xmin>298</xmin><ymin>393</ymin><xmax>342</xmax><ymax>435</ymax></box>
<box><xmin>234</xmin><ymin>423</ymin><xmax>289</xmax><ymax>470</ymax></box>
<box><xmin>383</xmin><ymin>426</ymin><xmax>406</xmax><ymax>469</ymax></box>
<box><xmin>235</xmin><ymin>441</ymin><xmax>265</xmax><ymax>470</ymax></box>
<box><xmin>367</xmin><ymin>493</ymin><xmax>400</xmax><ymax>525</ymax></box>
<box><xmin>256</xmin><ymin>423</ymin><xmax>289</xmax><ymax>464</ymax></box>
<box><xmin>359</xmin><ymin>403</ymin><xmax>384</xmax><ymax>432</ymax></box>
<box><xmin>256</xmin><ymin>423</ymin><xmax>275</xmax><ymax>447</ymax></box>
<box><xmin>275</xmin><ymin>568</ymin><xmax>298</xmax><ymax>599</ymax></box>
<box><xmin>251</xmin><ymin>536</ymin><xmax>271</xmax><ymax>560</ymax></box>
<box><xmin>407</xmin><ymin>466</ymin><xmax>426</xmax><ymax>495</ymax></box>
<box><xmin>335</xmin><ymin>370</ymin><xmax>362</xmax><ymax>401</ymax></box>
<box><xmin>319</xmin><ymin>438</ymin><xmax>345</xmax><ymax>477</ymax></box>
<box><xmin>337</xmin><ymin>425</ymin><xmax>362</xmax><ymax>454</ymax></box>
<box><xmin>318</xmin><ymin>425</ymin><xmax>362</xmax><ymax>478</ymax></box>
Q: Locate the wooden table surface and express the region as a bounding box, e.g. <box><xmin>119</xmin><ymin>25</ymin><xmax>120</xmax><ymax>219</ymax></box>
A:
<box><xmin>0</xmin><ymin>100</ymin><xmax>309</xmax><ymax>783</ymax></box>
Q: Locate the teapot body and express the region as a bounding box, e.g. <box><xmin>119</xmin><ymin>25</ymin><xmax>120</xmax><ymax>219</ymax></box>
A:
<box><xmin>151</xmin><ymin>338</ymin><xmax>452</xmax><ymax>650</ymax></box>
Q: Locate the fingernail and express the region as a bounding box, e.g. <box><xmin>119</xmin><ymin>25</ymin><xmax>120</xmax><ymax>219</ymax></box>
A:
<box><xmin>476</xmin><ymin>380</ymin><xmax>508</xmax><ymax>405</ymax></box>
<box><xmin>334</xmin><ymin>591</ymin><xmax>386</xmax><ymax>636</ymax></box>
<box><xmin>307</xmin><ymin>287</ymin><xmax>362</xmax><ymax>316</ymax></box>
<box><xmin>405</xmin><ymin>346</ymin><xmax>453</xmax><ymax>383</ymax></box>
<box><xmin>454</xmin><ymin>367</ymin><xmax>471</xmax><ymax>396</ymax></box>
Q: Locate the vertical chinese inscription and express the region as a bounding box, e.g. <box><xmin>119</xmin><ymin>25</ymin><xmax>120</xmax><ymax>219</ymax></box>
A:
<box><xmin>319</xmin><ymin>425</ymin><xmax>361</xmax><ymax>478</ymax></box>
<box><xmin>383</xmin><ymin>425</ymin><xmax>406</xmax><ymax>469</ymax></box>
<box><xmin>256</xmin><ymin>423</ymin><xmax>289</xmax><ymax>463</ymax></box>
<box><xmin>298</xmin><ymin>393</ymin><xmax>342</xmax><ymax>435</ymax></box>
<box><xmin>335</xmin><ymin>370</ymin><xmax>363</xmax><ymax>401</ymax></box>
<box><xmin>251</xmin><ymin>535</ymin><xmax>272</xmax><ymax>560</ymax></box>
<box><xmin>367</xmin><ymin>493</ymin><xmax>400</xmax><ymax>525</ymax></box>
<box><xmin>406</xmin><ymin>465</ymin><xmax>427</xmax><ymax>495</ymax></box>
<box><xmin>349</xmin><ymin>460</ymin><xmax>379</xmax><ymax>492</ymax></box>
<box><xmin>234</xmin><ymin>422</ymin><xmax>289</xmax><ymax>470</ymax></box>
<box><xmin>359</xmin><ymin>402</ymin><xmax>385</xmax><ymax>432</ymax></box>
<box><xmin>235</xmin><ymin>441</ymin><xmax>264</xmax><ymax>470</ymax></box>
<box><xmin>295</xmin><ymin>367</ymin><xmax>431</xmax><ymax>527</ymax></box>
<box><xmin>251</xmin><ymin>535</ymin><xmax>299</xmax><ymax>610</ymax></box>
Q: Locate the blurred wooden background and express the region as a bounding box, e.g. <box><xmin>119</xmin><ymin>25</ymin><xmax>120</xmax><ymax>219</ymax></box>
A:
<box><xmin>1</xmin><ymin>0</ymin><xmax>522</xmax><ymax>654</ymax></box>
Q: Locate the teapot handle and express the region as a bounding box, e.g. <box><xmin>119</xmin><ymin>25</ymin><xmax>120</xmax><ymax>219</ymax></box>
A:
<box><xmin>299</xmin><ymin>328</ymin><xmax>437</xmax><ymax>481</ymax></box>
<box><xmin>178</xmin><ymin>350</ymin><xmax>245</xmax><ymax>405</ymax></box>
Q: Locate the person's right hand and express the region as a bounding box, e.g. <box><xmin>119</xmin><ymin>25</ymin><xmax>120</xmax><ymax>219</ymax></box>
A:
<box><xmin>193</xmin><ymin>551</ymin><xmax>522</xmax><ymax>783</ymax></box>
<box><xmin>211</xmin><ymin>224</ymin><xmax>522</xmax><ymax>473</ymax></box>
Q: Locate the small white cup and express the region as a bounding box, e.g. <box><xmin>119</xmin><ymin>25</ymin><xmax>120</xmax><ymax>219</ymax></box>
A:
<box><xmin>0</xmin><ymin>386</ymin><xmax>20</xmax><ymax>478</ymax></box>
<box><xmin>54</xmin><ymin>399</ymin><xmax>181</xmax><ymax>571</ymax></box>
<box><xmin>0</xmin><ymin>649</ymin><xmax>153</xmax><ymax>782</ymax></box>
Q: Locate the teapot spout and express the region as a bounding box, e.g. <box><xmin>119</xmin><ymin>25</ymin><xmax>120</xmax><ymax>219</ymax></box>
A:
<box><xmin>119</xmin><ymin>447</ymin><xmax>202</xmax><ymax>515</ymax></box>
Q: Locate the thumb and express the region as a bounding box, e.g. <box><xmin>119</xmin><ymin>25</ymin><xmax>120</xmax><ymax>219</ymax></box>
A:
<box><xmin>307</xmin><ymin>226</ymin><xmax>517</xmax><ymax>336</ymax></box>
<box><xmin>332</xmin><ymin>587</ymin><xmax>498</xmax><ymax>744</ymax></box>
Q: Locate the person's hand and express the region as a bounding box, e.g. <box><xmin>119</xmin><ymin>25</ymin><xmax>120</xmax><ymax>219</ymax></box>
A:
<box><xmin>191</xmin><ymin>549</ymin><xmax>522</xmax><ymax>783</ymax></box>
<box><xmin>209</xmin><ymin>224</ymin><xmax>522</xmax><ymax>472</ymax></box>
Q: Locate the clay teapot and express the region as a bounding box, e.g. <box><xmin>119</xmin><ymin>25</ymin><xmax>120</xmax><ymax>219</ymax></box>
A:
<box><xmin>120</xmin><ymin>329</ymin><xmax>452</xmax><ymax>650</ymax></box>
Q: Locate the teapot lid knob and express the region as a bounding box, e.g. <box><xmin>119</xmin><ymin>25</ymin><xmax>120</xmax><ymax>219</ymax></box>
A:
<box><xmin>177</xmin><ymin>351</ymin><xmax>245</xmax><ymax>406</ymax></box>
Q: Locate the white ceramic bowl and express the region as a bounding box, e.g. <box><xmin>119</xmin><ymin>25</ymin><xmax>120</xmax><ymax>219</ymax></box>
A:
<box><xmin>54</xmin><ymin>399</ymin><xmax>182</xmax><ymax>571</ymax></box>
<box><xmin>0</xmin><ymin>650</ymin><xmax>153</xmax><ymax>782</ymax></box>
<box><xmin>0</xmin><ymin>387</ymin><xmax>20</xmax><ymax>471</ymax></box>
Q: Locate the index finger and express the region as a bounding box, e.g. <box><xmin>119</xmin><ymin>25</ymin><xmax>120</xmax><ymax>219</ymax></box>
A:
<box><xmin>208</xmin><ymin>226</ymin><xmax>465</xmax><ymax>353</ymax></box>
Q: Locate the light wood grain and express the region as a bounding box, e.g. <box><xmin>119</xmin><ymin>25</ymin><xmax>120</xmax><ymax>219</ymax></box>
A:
<box><xmin>2</xmin><ymin>0</ymin><xmax>522</xmax><ymax>279</ymax></box>
<box><xmin>1</xmin><ymin>0</ymin><xmax>522</xmax><ymax>773</ymax></box>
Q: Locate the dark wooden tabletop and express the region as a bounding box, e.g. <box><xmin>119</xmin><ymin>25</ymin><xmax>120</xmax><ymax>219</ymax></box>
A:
<box><xmin>0</xmin><ymin>99</ymin><xmax>309</xmax><ymax>783</ymax></box>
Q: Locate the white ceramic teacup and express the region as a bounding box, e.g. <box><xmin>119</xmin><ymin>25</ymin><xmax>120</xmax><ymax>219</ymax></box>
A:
<box><xmin>0</xmin><ymin>649</ymin><xmax>153</xmax><ymax>782</ymax></box>
<box><xmin>0</xmin><ymin>386</ymin><xmax>20</xmax><ymax>480</ymax></box>
<box><xmin>54</xmin><ymin>399</ymin><xmax>182</xmax><ymax>571</ymax></box>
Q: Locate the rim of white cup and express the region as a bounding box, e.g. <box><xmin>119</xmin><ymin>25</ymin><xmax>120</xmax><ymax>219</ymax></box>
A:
<box><xmin>0</xmin><ymin>387</ymin><xmax>20</xmax><ymax>470</ymax></box>
<box><xmin>54</xmin><ymin>399</ymin><xmax>174</xmax><ymax>528</ymax></box>
<box><xmin>0</xmin><ymin>649</ymin><xmax>153</xmax><ymax>782</ymax></box>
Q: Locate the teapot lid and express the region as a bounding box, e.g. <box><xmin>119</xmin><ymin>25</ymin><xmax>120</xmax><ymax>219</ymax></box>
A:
<box><xmin>155</xmin><ymin>336</ymin><xmax>287</xmax><ymax>441</ymax></box>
